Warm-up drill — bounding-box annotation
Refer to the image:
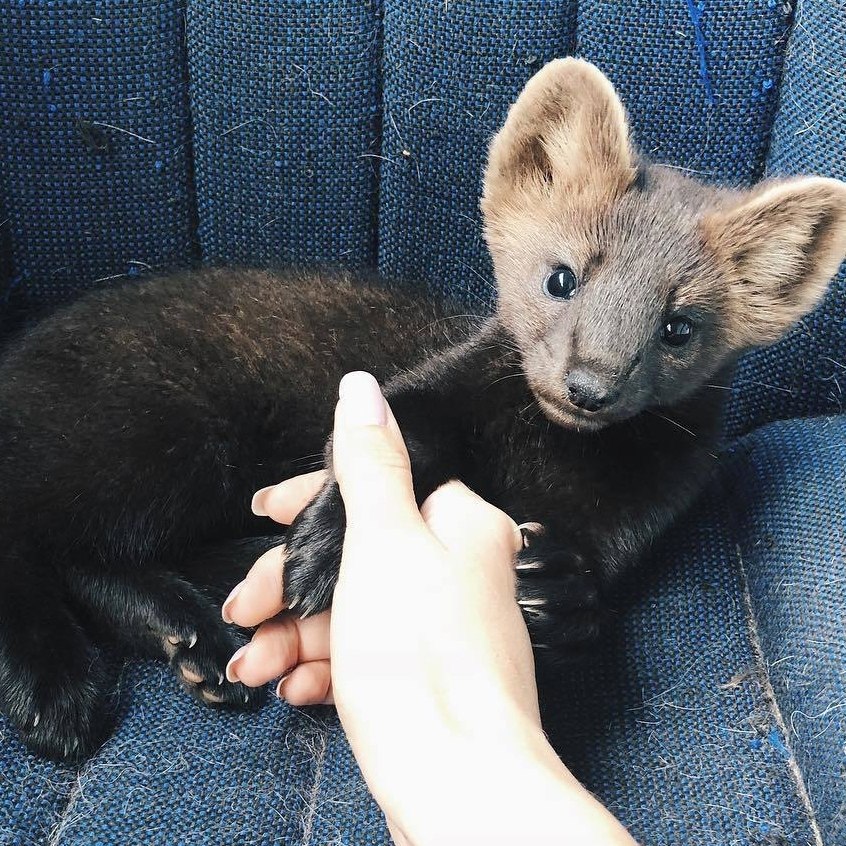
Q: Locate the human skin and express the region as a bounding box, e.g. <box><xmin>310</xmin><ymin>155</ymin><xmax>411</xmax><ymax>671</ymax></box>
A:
<box><xmin>223</xmin><ymin>371</ymin><xmax>638</xmax><ymax>846</ymax></box>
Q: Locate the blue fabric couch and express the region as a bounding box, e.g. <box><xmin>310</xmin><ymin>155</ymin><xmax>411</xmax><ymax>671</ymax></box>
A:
<box><xmin>1</xmin><ymin>2</ymin><xmax>844</xmax><ymax>844</ymax></box>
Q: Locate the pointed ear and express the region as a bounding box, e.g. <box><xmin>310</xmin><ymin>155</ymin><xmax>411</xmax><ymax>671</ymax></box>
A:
<box><xmin>481</xmin><ymin>58</ymin><xmax>636</xmax><ymax>214</ymax></box>
<box><xmin>702</xmin><ymin>177</ymin><xmax>846</xmax><ymax>346</ymax></box>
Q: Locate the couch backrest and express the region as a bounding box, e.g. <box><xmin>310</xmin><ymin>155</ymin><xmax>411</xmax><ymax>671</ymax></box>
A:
<box><xmin>1</xmin><ymin>0</ymin><xmax>843</xmax><ymax>434</ymax></box>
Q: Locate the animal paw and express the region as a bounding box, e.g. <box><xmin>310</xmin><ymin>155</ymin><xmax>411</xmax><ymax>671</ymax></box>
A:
<box><xmin>144</xmin><ymin>598</ymin><xmax>264</xmax><ymax>710</ymax></box>
<box><xmin>281</xmin><ymin>481</ymin><xmax>346</xmax><ymax>617</ymax></box>
<box><xmin>3</xmin><ymin>659</ymin><xmax>109</xmax><ymax>762</ymax></box>
<box><xmin>515</xmin><ymin>538</ymin><xmax>605</xmax><ymax>661</ymax></box>
<box><xmin>160</xmin><ymin>620</ymin><xmax>263</xmax><ymax>710</ymax></box>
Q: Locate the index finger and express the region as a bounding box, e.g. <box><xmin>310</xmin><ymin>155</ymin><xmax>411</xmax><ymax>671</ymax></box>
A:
<box><xmin>251</xmin><ymin>470</ymin><xmax>328</xmax><ymax>524</ymax></box>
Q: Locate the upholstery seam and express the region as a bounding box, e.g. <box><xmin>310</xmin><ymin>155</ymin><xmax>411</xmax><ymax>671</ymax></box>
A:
<box><xmin>299</xmin><ymin>727</ymin><xmax>328</xmax><ymax>846</ymax></box>
<box><xmin>177</xmin><ymin>0</ymin><xmax>202</xmax><ymax>263</ymax></box>
<box><xmin>759</xmin><ymin>0</ymin><xmax>800</xmax><ymax>176</ymax></box>
<box><xmin>46</xmin><ymin>767</ymin><xmax>87</xmax><ymax>846</ymax></box>
<box><xmin>735</xmin><ymin>542</ymin><xmax>824</xmax><ymax>846</ymax></box>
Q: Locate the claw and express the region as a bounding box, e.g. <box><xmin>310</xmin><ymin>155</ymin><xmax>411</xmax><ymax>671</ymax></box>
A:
<box><xmin>518</xmin><ymin>597</ymin><xmax>546</xmax><ymax>615</ymax></box>
<box><xmin>298</xmin><ymin>594</ymin><xmax>325</xmax><ymax>619</ymax></box>
<box><xmin>217</xmin><ymin>673</ymin><xmax>225</xmax><ymax>686</ymax></box>
<box><xmin>287</xmin><ymin>596</ymin><xmax>300</xmax><ymax>612</ymax></box>
<box><xmin>187</xmin><ymin>632</ymin><xmax>198</xmax><ymax>649</ymax></box>
<box><xmin>517</xmin><ymin>522</ymin><xmax>545</xmax><ymax>548</ymax></box>
<box><xmin>515</xmin><ymin>559</ymin><xmax>544</xmax><ymax>572</ymax></box>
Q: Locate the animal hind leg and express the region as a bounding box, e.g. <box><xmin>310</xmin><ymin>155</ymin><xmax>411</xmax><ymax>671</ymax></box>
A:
<box><xmin>0</xmin><ymin>549</ymin><xmax>112</xmax><ymax>761</ymax></box>
<box><xmin>63</xmin><ymin>536</ymin><xmax>284</xmax><ymax>710</ymax></box>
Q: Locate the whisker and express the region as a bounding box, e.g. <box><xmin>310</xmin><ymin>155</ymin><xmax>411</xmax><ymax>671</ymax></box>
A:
<box><xmin>646</xmin><ymin>410</ymin><xmax>698</xmax><ymax>439</ymax></box>
<box><xmin>645</xmin><ymin>410</ymin><xmax>719</xmax><ymax>460</ymax></box>
<box><xmin>486</xmin><ymin>372</ymin><xmax>525</xmax><ymax>389</ymax></box>
<box><xmin>705</xmin><ymin>381</ymin><xmax>794</xmax><ymax>396</ymax></box>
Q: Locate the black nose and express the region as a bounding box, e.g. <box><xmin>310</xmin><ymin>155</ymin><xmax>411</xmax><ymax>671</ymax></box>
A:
<box><xmin>566</xmin><ymin>368</ymin><xmax>610</xmax><ymax>412</ymax></box>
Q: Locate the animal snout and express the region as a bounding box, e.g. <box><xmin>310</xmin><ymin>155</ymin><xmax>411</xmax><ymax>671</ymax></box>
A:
<box><xmin>565</xmin><ymin>367</ymin><xmax>614</xmax><ymax>412</ymax></box>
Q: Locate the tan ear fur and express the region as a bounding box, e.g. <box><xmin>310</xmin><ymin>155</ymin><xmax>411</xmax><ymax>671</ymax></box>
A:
<box><xmin>702</xmin><ymin>177</ymin><xmax>846</xmax><ymax>346</ymax></box>
<box><xmin>481</xmin><ymin>58</ymin><xmax>636</xmax><ymax>214</ymax></box>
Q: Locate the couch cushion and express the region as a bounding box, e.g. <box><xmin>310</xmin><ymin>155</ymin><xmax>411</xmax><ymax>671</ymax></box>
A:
<box><xmin>727</xmin><ymin>415</ymin><xmax>846</xmax><ymax>844</ymax></box>
<box><xmin>186</xmin><ymin>0</ymin><xmax>381</xmax><ymax>269</ymax></box>
<box><xmin>727</xmin><ymin>3</ymin><xmax>846</xmax><ymax>435</ymax></box>
<box><xmin>577</xmin><ymin>0</ymin><xmax>791</xmax><ymax>185</ymax></box>
<box><xmin>0</xmin><ymin>0</ymin><xmax>196</xmax><ymax>324</ymax></box>
<box><xmin>378</xmin><ymin>0</ymin><xmax>576</xmax><ymax>305</ymax></box>
<box><xmin>0</xmin><ymin>726</ymin><xmax>74</xmax><ymax>846</ymax></box>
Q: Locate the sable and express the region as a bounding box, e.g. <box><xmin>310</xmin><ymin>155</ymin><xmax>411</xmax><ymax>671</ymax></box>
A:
<box><xmin>0</xmin><ymin>59</ymin><xmax>844</xmax><ymax>762</ymax></box>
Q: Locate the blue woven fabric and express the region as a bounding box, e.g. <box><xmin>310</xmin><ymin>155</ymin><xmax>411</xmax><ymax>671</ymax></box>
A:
<box><xmin>6</xmin><ymin>417</ymin><xmax>841</xmax><ymax>844</ymax></box>
<box><xmin>0</xmin><ymin>0</ymin><xmax>196</xmax><ymax>323</ymax></box>
<box><xmin>39</xmin><ymin>665</ymin><xmax>321</xmax><ymax>845</ymax></box>
<box><xmin>577</xmin><ymin>0</ymin><xmax>791</xmax><ymax>185</ymax></box>
<box><xmin>0</xmin><ymin>727</ymin><xmax>74</xmax><ymax>846</ymax></box>
<box><xmin>186</xmin><ymin>0</ymin><xmax>381</xmax><ymax>268</ymax></box>
<box><xmin>378</xmin><ymin>1</ymin><xmax>576</xmax><ymax>307</ymax></box>
<box><xmin>727</xmin><ymin>415</ymin><xmax>846</xmax><ymax>845</ymax></box>
<box><xmin>726</xmin><ymin>3</ymin><xmax>846</xmax><ymax>435</ymax></box>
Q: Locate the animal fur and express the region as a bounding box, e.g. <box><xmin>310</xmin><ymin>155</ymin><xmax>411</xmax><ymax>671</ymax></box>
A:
<box><xmin>1</xmin><ymin>58</ymin><xmax>844</xmax><ymax>761</ymax></box>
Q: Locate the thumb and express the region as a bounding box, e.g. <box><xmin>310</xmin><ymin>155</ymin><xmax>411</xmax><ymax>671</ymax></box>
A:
<box><xmin>332</xmin><ymin>372</ymin><xmax>420</xmax><ymax>530</ymax></box>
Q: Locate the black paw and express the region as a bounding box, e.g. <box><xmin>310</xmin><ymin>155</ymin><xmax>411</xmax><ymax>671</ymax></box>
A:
<box><xmin>151</xmin><ymin>610</ymin><xmax>264</xmax><ymax>711</ymax></box>
<box><xmin>282</xmin><ymin>481</ymin><xmax>345</xmax><ymax>617</ymax></box>
<box><xmin>515</xmin><ymin>535</ymin><xmax>605</xmax><ymax>662</ymax></box>
<box><xmin>3</xmin><ymin>646</ymin><xmax>110</xmax><ymax>762</ymax></box>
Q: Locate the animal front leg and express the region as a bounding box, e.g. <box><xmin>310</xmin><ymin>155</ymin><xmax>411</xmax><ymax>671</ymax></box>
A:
<box><xmin>514</xmin><ymin>531</ymin><xmax>606</xmax><ymax>662</ymax></box>
<box><xmin>281</xmin><ymin>436</ymin><xmax>456</xmax><ymax>616</ymax></box>
<box><xmin>281</xmin><ymin>480</ymin><xmax>347</xmax><ymax>617</ymax></box>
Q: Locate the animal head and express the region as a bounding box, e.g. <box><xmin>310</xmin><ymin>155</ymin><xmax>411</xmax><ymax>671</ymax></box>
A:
<box><xmin>481</xmin><ymin>58</ymin><xmax>846</xmax><ymax>430</ymax></box>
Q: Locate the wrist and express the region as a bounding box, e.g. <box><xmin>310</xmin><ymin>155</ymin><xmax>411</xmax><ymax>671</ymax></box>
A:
<box><xmin>382</xmin><ymin>724</ymin><xmax>636</xmax><ymax>846</ymax></box>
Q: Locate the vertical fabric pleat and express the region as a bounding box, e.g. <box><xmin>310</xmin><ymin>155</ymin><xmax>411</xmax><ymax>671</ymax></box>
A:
<box><xmin>727</xmin><ymin>0</ymin><xmax>846</xmax><ymax>435</ymax></box>
<box><xmin>185</xmin><ymin>0</ymin><xmax>382</xmax><ymax>268</ymax></box>
<box><xmin>576</xmin><ymin>0</ymin><xmax>793</xmax><ymax>185</ymax></box>
<box><xmin>0</xmin><ymin>0</ymin><xmax>196</xmax><ymax>322</ymax></box>
<box><xmin>378</xmin><ymin>1</ymin><xmax>577</xmax><ymax>308</ymax></box>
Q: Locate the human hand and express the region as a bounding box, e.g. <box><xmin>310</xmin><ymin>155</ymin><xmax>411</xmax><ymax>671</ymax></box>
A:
<box><xmin>223</xmin><ymin>372</ymin><xmax>637</xmax><ymax>845</ymax></box>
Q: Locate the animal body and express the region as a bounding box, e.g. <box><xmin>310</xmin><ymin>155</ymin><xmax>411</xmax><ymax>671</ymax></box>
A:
<box><xmin>1</xmin><ymin>59</ymin><xmax>845</xmax><ymax>762</ymax></box>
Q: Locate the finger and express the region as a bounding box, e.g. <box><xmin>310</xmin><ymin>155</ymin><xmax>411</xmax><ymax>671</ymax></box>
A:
<box><xmin>421</xmin><ymin>481</ymin><xmax>523</xmax><ymax>562</ymax></box>
<box><xmin>222</xmin><ymin>543</ymin><xmax>286</xmax><ymax>627</ymax></box>
<box><xmin>386</xmin><ymin>817</ymin><xmax>413</xmax><ymax>846</ymax></box>
<box><xmin>227</xmin><ymin>611</ymin><xmax>331</xmax><ymax>686</ymax></box>
<box><xmin>251</xmin><ymin>470</ymin><xmax>327</xmax><ymax>523</ymax></box>
<box><xmin>331</xmin><ymin>372</ymin><xmax>420</xmax><ymax>530</ymax></box>
<box><xmin>276</xmin><ymin>660</ymin><xmax>333</xmax><ymax>706</ymax></box>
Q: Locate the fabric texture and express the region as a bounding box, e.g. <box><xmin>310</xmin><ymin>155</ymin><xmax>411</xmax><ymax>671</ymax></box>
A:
<box><xmin>727</xmin><ymin>415</ymin><xmax>846</xmax><ymax>845</ymax></box>
<box><xmin>577</xmin><ymin>0</ymin><xmax>792</xmax><ymax>185</ymax></box>
<box><xmin>0</xmin><ymin>0</ymin><xmax>196</xmax><ymax>329</ymax></box>
<box><xmin>3</xmin><ymin>416</ymin><xmax>839</xmax><ymax>845</ymax></box>
<box><xmin>1</xmin><ymin>0</ymin><xmax>845</xmax><ymax>843</ymax></box>
<box><xmin>186</xmin><ymin>0</ymin><xmax>381</xmax><ymax>269</ymax></box>
<box><xmin>726</xmin><ymin>0</ymin><xmax>846</xmax><ymax>435</ymax></box>
<box><xmin>378</xmin><ymin>0</ymin><xmax>576</xmax><ymax>306</ymax></box>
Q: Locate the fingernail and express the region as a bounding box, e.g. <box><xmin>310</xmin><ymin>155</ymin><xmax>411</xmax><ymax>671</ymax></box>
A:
<box><xmin>338</xmin><ymin>371</ymin><xmax>387</xmax><ymax>427</ymax></box>
<box><xmin>225</xmin><ymin>644</ymin><xmax>249</xmax><ymax>683</ymax></box>
<box><xmin>251</xmin><ymin>485</ymin><xmax>275</xmax><ymax>517</ymax></box>
<box><xmin>274</xmin><ymin>668</ymin><xmax>295</xmax><ymax>699</ymax></box>
<box><xmin>221</xmin><ymin>581</ymin><xmax>244</xmax><ymax>624</ymax></box>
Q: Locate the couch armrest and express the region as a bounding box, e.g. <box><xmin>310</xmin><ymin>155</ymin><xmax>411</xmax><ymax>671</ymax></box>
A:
<box><xmin>725</xmin><ymin>415</ymin><xmax>846</xmax><ymax>845</ymax></box>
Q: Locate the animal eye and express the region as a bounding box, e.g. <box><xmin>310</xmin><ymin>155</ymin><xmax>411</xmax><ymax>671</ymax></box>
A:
<box><xmin>662</xmin><ymin>316</ymin><xmax>693</xmax><ymax>347</ymax></box>
<box><xmin>543</xmin><ymin>266</ymin><xmax>578</xmax><ymax>300</ymax></box>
